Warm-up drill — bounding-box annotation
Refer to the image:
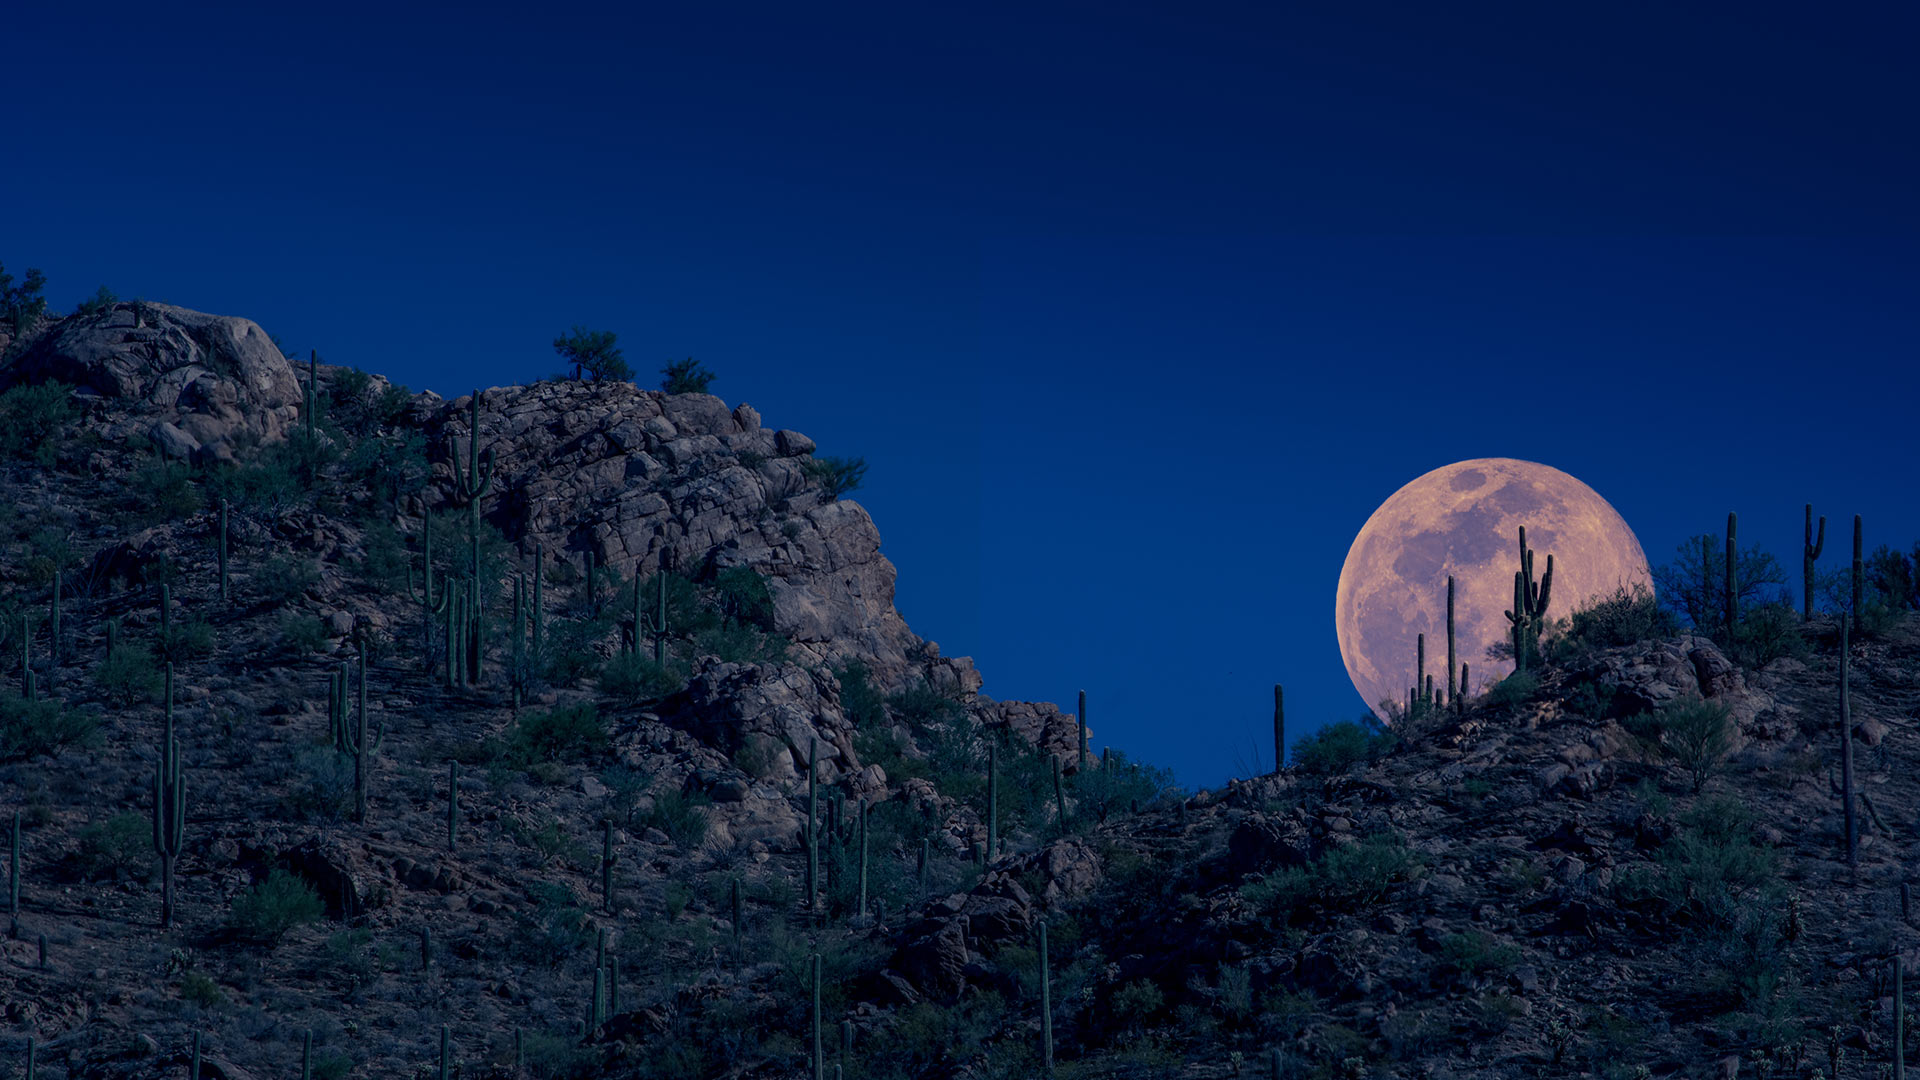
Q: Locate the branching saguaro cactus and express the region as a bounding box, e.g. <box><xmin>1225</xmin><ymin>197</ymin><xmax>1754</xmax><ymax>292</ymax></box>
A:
<box><xmin>1804</xmin><ymin>503</ymin><xmax>1827</xmax><ymax>622</ymax></box>
<box><xmin>1504</xmin><ymin>525</ymin><xmax>1554</xmax><ymax>675</ymax></box>
<box><xmin>407</xmin><ymin>514</ymin><xmax>449</xmax><ymax>671</ymax></box>
<box><xmin>154</xmin><ymin>663</ymin><xmax>185</xmax><ymax>929</ymax></box>
<box><xmin>638</xmin><ymin>558</ymin><xmax>670</xmax><ymax>667</ymax></box>
<box><xmin>448</xmin><ymin>389</ymin><xmax>495</xmax><ymax>683</ymax></box>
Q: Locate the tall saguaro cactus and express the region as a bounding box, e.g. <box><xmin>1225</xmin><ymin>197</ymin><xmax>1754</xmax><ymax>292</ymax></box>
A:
<box><xmin>344</xmin><ymin>639</ymin><xmax>382</xmax><ymax>824</ymax></box>
<box><xmin>1039</xmin><ymin>918</ymin><xmax>1054</xmax><ymax>1076</ymax></box>
<box><xmin>408</xmin><ymin>514</ymin><xmax>449</xmax><ymax>671</ymax></box>
<box><xmin>1446</xmin><ymin>576</ymin><xmax>1457</xmax><ymax>702</ymax></box>
<box><xmin>1504</xmin><ymin>526</ymin><xmax>1553</xmax><ymax>675</ymax></box>
<box><xmin>1077</xmin><ymin>689</ymin><xmax>1088</xmax><ymax>774</ymax></box>
<box><xmin>1272</xmin><ymin>683</ymin><xmax>1284</xmax><ymax>775</ymax></box>
<box><xmin>154</xmin><ymin>663</ymin><xmax>185</xmax><ymax>929</ymax></box>
<box><xmin>811</xmin><ymin>952</ymin><xmax>824</xmax><ymax>1080</ymax></box>
<box><xmin>1853</xmin><ymin>514</ymin><xmax>1865</xmax><ymax>635</ymax></box>
<box><xmin>449</xmin><ymin>390</ymin><xmax>495</xmax><ymax>683</ymax></box>
<box><xmin>1804</xmin><ymin>504</ymin><xmax>1827</xmax><ymax>622</ymax></box>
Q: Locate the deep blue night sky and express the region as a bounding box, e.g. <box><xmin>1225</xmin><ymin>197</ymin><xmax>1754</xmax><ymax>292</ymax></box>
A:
<box><xmin>6</xmin><ymin>3</ymin><xmax>1917</xmax><ymax>791</ymax></box>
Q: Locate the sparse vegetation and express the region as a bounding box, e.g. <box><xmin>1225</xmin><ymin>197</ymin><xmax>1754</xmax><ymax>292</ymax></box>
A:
<box><xmin>228</xmin><ymin>869</ymin><xmax>325</xmax><ymax>945</ymax></box>
<box><xmin>801</xmin><ymin>454</ymin><xmax>868</xmax><ymax>500</ymax></box>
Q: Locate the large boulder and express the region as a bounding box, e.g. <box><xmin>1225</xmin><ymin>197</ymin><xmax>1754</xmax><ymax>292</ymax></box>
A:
<box><xmin>3</xmin><ymin>302</ymin><xmax>302</xmax><ymax>463</ymax></box>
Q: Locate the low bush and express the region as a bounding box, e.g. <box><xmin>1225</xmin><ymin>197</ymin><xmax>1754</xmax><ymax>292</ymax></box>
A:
<box><xmin>228</xmin><ymin>869</ymin><xmax>325</xmax><ymax>945</ymax></box>
<box><xmin>180</xmin><ymin>969</ymin><xmax>226</xmax><ymax>1009</ymax></box>
<box><xmin>1554</xmin><ymin>582</ymin><xmax>1677</xmax><ymax>660</ymax></box>
<box><xmin>1437</xmin><ymin>930</ymin><xmax>1523</xmax><ymax>979</ymax></box>
<box><xmin>279</xmin><ymin>613</ymin><xmax>333</xmax><ymax>656</ymax></box>
<box><xmin>1242</xmin><ymin>832</ymin><xmax>1421</xmax><ymax>920</ymax></box>
<box><xmin>0</xmin><ymin>696</ymin><xmax>97</xmax><ymax>761</ymax></box>
<box><xmin>801</xmin><ymin>455</ymin><xmax>868</xmax><ymax>500</ymax></box>
<box><xmin>495</xmin><ymin>703</ymin><xmax>607</xmax><ymax>768</ymax></box>
<box><xmin>158</xmin><ymin>618</ymin><xmax>216</xmax><ymax>664</ymax></box>
<box><xmin>642</xmin><ymin>786</ymin><xmax>712</xmax><ymax>849</ymax></box>
<box><xmin>71</xmin><ymin>812</ymin><xmax>152</xmax><ymax>882</ymax></box>
<box><xmin>597</xmin><ymin>650</ymin><xmax>683</xmax><ymax>704</ymax></box>
<box><xmin>1729</xmin><ymin>600</ymin><xmax>1809</xmax><ymax>667</ymax></box>
<box><xmin>255</xmin><ymin>554</ymin><xmax>321</xmax><ymax>608</ymax></box>
<box><xmin>1622</xmin><ymin>696</ymin><xmax>1733</xmax><ymax>793</ymax></box>
<box><xmin>0</xmin><ymin>381</ymin><xmax>77</xmax><ymax>465</ymax></box>
<box><xmin>94</xmin><ymin>642</ymin><xmax>164</xmax><ymax>705</ymax></box>
<box><xmin>1291</xmin><ymin>717</ymin><xmax>1397</xmax><ymax>776</ymax></box>
<box><xmin>1483</xmin><ymin>670</ymin><xmax>1540</xmax><ymax>708</ymax></box>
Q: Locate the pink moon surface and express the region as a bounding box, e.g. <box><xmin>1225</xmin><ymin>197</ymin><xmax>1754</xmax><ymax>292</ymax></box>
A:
<box><xmin>1334</xmin><ymin>457</ymin><xmax>1653</xmax><ymax>719</ymax></box>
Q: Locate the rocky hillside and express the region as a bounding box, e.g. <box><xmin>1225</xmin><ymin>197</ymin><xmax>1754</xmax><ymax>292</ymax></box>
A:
<box><xmin>2</xmin><ymin>301</ymin><xmax>1918</xmax><ymax>1080</ymax></box>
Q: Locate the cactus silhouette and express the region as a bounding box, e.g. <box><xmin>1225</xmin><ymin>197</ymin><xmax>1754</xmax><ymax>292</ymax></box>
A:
<box><xmin>448</xmin><ymin>390</ymin><xmax>495</xmax><ymax>683</ymax></box>
<box><xmin>1504</xmin><ymin>525</ymin><xmax>1553</xmax><ymax>675</ymax></box>
<box><xmin>1804</xmin><ymin>504</ymin><xmax>1826</xmax><ymax>622</ymax></box>
<box><xmin>153</xmin><ymin>663</ymin><xmax>185</xmax><ymax>928</ymax></box>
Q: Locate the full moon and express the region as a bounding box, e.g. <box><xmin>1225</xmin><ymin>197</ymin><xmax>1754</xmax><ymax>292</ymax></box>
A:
<box><xmin>1335</xmin><ymin>457</ymin><xmax>1652</xmax><ymax>718</ymax></box>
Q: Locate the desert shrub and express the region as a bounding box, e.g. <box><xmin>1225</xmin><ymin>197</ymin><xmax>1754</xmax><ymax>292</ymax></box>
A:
<box><xmin>279</xmin><ymin>613</ymin><xmax>333</xmax><ymax>656</ymax></box>
<box><xmin>506</xmin><ymin>814</ymin><xmax>590</xmax><ymax>868</ymax></box>
<box><xmin>1864</xmin><ymin>543</ymin><xmax>1918</xmax><ymax>610</ymax></box>
<box><xmin>95</xmin><ymin>642</ymin><xmax>164</xmax><ymax>705</ymax></box>
<box><xmin>1111</xmin><ymin>977</ymin><xmax>1166</xmax><ymax>1030</ymax></box>
<box><xmin>1242</xmin><ymin>832</ymin><xmax>1421</xmax><ymax>920</ymax></box>
<box><xmin>599</xmin><ymin>763</ymin><xmax>653</xmax><ymax>827</ymax></box>
<box><xmin>254</xmin><ymin>554</ymin><xmax>321</xmax><ymax>608</ymax></box>
<box><xmin>179</xmin><ymin>969</ymin><xmax>226</xmax><ymax>1008</ymax></box>
<box><xmin>228</xmin><ymin>869</ymin><xmax>325</xmax><ymax>945</ymax></box>
<box><xmin>642</xmin><ymin>786</ymin><xmax>711</xmax><ymax>849</ymax></box>
<box><xmin>326</xmin><ymin>369</ymin><xmax>415</xmax><ymax>437</ymax></box>
<box><xmin>1438</xmin><ymin>930</ymin><xmax>1523</xmax><ymax>978</ymax></box>
<box><xmin>496</xmin><ymin>703</ymin><xmax>607</xmax><ymax>768</ymax></box>
<box><xmin>1563</xmin><ymin>676</ymin><xmax>1623</xmax><ymax>720</ymax></box>
<box><xmin>597</xmin><ymin>650</ymin><xmax>683</xmax><ymax>704</ymax></box>
<box><xmin>1078</xmin><ymin>745</ymin><xmax>1178</xmax><ymax>823</ymax></box>
<box><xmin>72</xmin><ymin>812</ymin><xmax>152</xmax><ymax>882</ymax></box>
<box><xmin>800</xmin><ymin>455</ymin><xmax>868</xmax><ymax>500</ymax></box>
<box><xmin>731</xmin><ymin>734</ymin><xmax>781</xmax><ymax>780</ymax></box>
<box><xmin>1858</xmin><ymin>597</ymin><xmax>1905</xmax><ymax>640</ymax></box>
<box><xmin>509</xmin><ymin>881</ymin><xmax>594</xmax><ymax>967</ymax></box>
<box><xmin>158</xmin><ymin>618</ymin><xmax>216</xmax><ymax>663</ymax></box>
<box><xmin>517</xmin><ymin>1029</ymin><xmax>591</xmax><ymax>1080</ymax></box>
<box><xmin>834</xmin><ymin>658</ymin><xmax>887</xmax><ymax>728</ymax></box>
<box><xmin>1291</xmin><ymin>717</ymin><xmax>1397</xmax><ymax>776</ymax></box>
<box><xmin>1654</xmin><ymin>534</ymin><xmax>1791</xmax><ymax>637</ymax></box>
<box><xmin>72</xmin><ymin>285</ymin><xmax>116</xmax><ymax>317</ymax></box>
<box><xmin>886</xmin><ymin>677</ymin><xmax>965</xmax><ymax>728</ymax></box>
<box><xmin>0</xmin><ymin>696</ymin><xmax>97</xmax><ymax>761</ymax></box>
<box><xmin>308</xmin><ymin>1050</ymin><xmax>352</xmax><ymax>1080</ymax></box>
<box><xmin>1483</xmin><ymin>670</ymin><xmax>1540</xmax><ymax>708</ymax></box>
<box><xmin>1622</xmin><ymin>696</ymin><xmax>1733</xmax><ymax>793</ymax></box>
<box><xmin>691</xmin><ymin>621</ymin><xmax>789</xmax><ymax>666</ymax></box>
<box><xmin>351</xmin><ymin>517</ymin><xmax>412</xmax><ymax>595</ymax></box>
<box><xmin>0</xmin><ymin>381</ymin><xmax>77</xmax><ymax>464</ymax></box>
<box><xmin>1555</xmin><ymin>582</ymin><xmax>1677</xmax><ymax>659</ymax></box>
<box><xmin>712</xmin><ymin>565</ymin><xmax>776</xmax><ymax>631</ymax></box>
<box><xmin>203</xmin><ymin>450</ymin><xmax>310</xmax><ymax>513</ymax></box>
<box><xmin>125</xmin><ymin>455</ymin><xmax>203</xmax><ymax>522</ymax></box>
<box><xmin>1729</xmin><ymin>600</ymin><xmax>1809</xmax><ymax>668</ymax></box>
<box><xmin>282</xmin><ymin>746</ymin><xmax>355</xmax><ymax>823</ymax></box>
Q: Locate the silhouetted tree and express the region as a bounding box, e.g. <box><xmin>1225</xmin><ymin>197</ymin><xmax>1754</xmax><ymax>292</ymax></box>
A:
<box><xmin>662</xmin><ymin>357</ymin><xmax>717</xmax><ymax>394</ymax></box>
<box><xmin>552</xmin><ymin>326</ymin><xmax>631</xmax><ymax>382</ymax></box>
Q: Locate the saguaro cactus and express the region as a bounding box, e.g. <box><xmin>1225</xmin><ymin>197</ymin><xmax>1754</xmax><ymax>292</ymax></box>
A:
<box><xmin>49</xmin><ymin>569</ymin><xmax>60</xmax><ymax>675</ymax></box>
<box><xmin>511</xmin><ymin>571</ymin><xmax>526</xmax><ymax>709</ymax></box>
<box><xmin>421</xmin><ymin>925</ymin><xmax>432</xmax><ymax>970</ymax></box>
<box><xmin>1853</xmin><ymin>514</ymin><xmax>1865</xmax><ymax>635</ymax></box>
<box><xmin>811</xmin><ymin>952</ymin><xmax>824</xmax><ymax>1080</ymax></box>
<box><xmin>1053</xmin><ymin>755</ymin><xmax>1068</xmax><ymax>825</ymax></box>
<box><xmin>531</xmin><ymin>546</ymin><xmax>545</xmax><ymax>662</ymax></box>
<box><xmin>160</xmin><ymin>582</ymin><xmax>171</xmax><ymax>642</ymax></box>
<box><xmin>1416</xmin><ymin>632</ymin><xmax>1426</xmax><ymax>710</ymax></box>
<box><xmin>639</xmin><ymin>560</ymin><xmax>669</xmax><ymax>667</ymax></box>
<box><xmin>302</xmin><ymin>1030</ymin><xmax>311</xmax><ymax>1080</ymax></box>
<box><xmin>1272</xmin><ymin>683</ymin><xmax>1284</xmax><ymax>774</ymax></box>
<box><xmin>1897</xmin><ymin>952</ymin><xmax>1907</xmax><ymax>1080</ymax></box>
<box><xmin>345</xmin><ymin>639</ymin><xmax>382</xmax><ymax>824</ymax></box>
<box><xmin>1504</xmin><ymin>525</ymin><xmax>1553</xmax><ymax>675</ymax></box>
<box><xmin>408</xmin><ymin>514</ymin><xmax>449</xmax><ymax>671</ymax></box>
<box><xmin>1446</xmin><ymin>575</ymin><xmax>1457</xmax><ymax>703</ymax></box>
<box><xmin>857</xmin><ymin>798</ymin><xmax>868</xmax><ymax>922</ymax></box>
<box><xmin>154</xmin><ymin>663</ymin><xmax>185</xmax><ymax>928</ymax></box>
<box><xmin>191</xmin><ymin>1031</ymin><xmax>201</xmax><ymax>1080</ymax></box>
<box><xmin>439</xmin><ymin>1025</ymin><xmax>450</xmax><ymax>1080</ymax></box>
<box><xmin>1841</xmin><ymin>622</ymin><xmax>1858</xmax><ymax>869</ymax></box>
<box><xmin>19</xmin><ymin>611</ymin><xmax>29</xmax><ymax>700</ymax></box>
<box><xmin>1077</xmin><ymin>689</ymin><xmax>1088</xmax><ymax>774</ymax></box>
<box><xmin>449</xmin><ymin>390</ymin><xmax>495</xmax><ymax>683</ymax></box>
<box><xmin>1804</xmin><ymin>504</ymin><xmax>1827</xmax><ymax>622</ymax></box>
<box><xmin>1040</xmin><ymin>917</ymin><xmax>1055</xmax><ymax>1075</ymax></box>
